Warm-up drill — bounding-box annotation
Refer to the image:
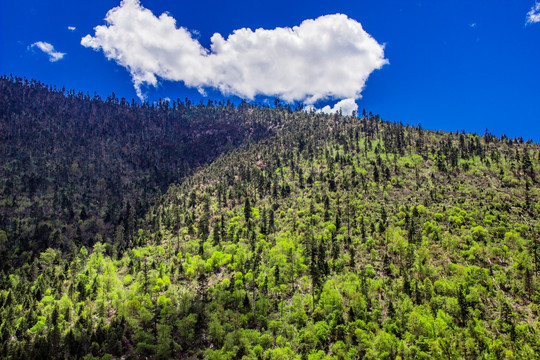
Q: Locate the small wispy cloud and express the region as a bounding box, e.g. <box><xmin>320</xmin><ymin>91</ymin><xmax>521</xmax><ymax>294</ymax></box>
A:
<box><xmin>30</xmin><ymin>41</ymin><xmax>66</xmax><ymax>62</ymax></box>
<box><xmin>526</xmin><ymin>2</ymin><xmax>540</xmax><ymax>24</ymax></box>
<box><xmin>470</xmin><ymin>22</ymin><xmax>477</xmax><ymax>28</ymax></box>
<box><xmin>304</xmin><ymin>98</ymin><xmax>358</xmax><ymax>116</ymax></box>
<box><xmin>68</xmin><ymin>26</ymin><xmax>77</xmax><ymax>31</ymax></box>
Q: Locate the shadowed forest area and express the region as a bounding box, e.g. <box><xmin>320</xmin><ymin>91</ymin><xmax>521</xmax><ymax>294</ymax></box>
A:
<box><xmin>0</xmin><ymin>75</ymin><xmax>273</xmax><ymax>268</ymax></box>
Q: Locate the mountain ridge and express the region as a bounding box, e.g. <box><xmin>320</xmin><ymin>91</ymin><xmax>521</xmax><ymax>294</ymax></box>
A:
<box><xmin>0</xmin><ymin>76</ymin><xmax>539</xmax><ymax>359</ymax></box>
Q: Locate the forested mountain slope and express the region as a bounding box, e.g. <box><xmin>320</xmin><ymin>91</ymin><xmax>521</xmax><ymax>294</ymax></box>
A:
<box><xmin>1</xmin><ymin>80</ymin><xmax>540</xmax><ymax>359</ymax></box>
<box><xmin>0</xmin><ymin>76</ymin><xmax>273</xmax><ymax>268</ymax></box>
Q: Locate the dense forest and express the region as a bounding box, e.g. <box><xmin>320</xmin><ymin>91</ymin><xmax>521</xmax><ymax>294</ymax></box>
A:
<box><xmin>0</xmin><ymin>75</ymin><xmax>273</xmax><ymax>268</ymax></box>
<box><xmin>1</xmin><ymin>77</ymin><xmax>539</xmax><ymax>359</ymax></box>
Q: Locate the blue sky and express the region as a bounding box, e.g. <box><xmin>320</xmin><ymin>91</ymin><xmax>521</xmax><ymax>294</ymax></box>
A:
<box><xmin>1</xmin><ymin>0</ymin><xmax>539</xmax><ymax>140</ymax></box>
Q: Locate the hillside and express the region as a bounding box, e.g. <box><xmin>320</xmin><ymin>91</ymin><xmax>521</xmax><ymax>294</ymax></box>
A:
<box><xmin>0</xmin><ymin>76</ymin><xmax>272</xmax><ymax>268</ymax></box>
<box><xmin>1</xmin><ymin>79</ymin><xmax>540</xmax><ymax>359</ymax></box>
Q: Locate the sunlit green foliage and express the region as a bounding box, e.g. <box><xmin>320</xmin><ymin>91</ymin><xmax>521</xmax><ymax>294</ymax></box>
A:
<box><xmin>1</xmin><ymin>80</ymin><xmax>539</xmax><ymax>358</ymax></box>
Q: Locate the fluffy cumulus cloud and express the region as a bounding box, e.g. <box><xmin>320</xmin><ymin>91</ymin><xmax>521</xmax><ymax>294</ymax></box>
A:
<box><xmin>82</xmin><ymin>0</ymin><xmax>387</xmax><ymax>104</ymax></box>
<box><xmin>527</xmin><ymin>2</ymin><xmax>540</xmax><ymax>24</ymax></box>
<box><xmin>30</xmin><ymin>41</ymin><xmax>66</xmax><ymax>62</ymax></box>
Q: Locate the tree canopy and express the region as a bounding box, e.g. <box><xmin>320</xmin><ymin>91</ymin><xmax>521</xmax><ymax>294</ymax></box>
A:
<box><xmin>0</xmin><ymin>76</ymin><xmax>539</xmax><ymax>359</ymax></box>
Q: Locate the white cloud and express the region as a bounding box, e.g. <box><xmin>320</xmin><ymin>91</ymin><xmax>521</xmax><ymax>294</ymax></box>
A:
<box><xmin>526</xmin><ymin>2</ymin><xmax>540</xmax><ymax>24</ymax></box>
<box><xmin>82</xmin><ymin>0</ymin><xmax>387</xmax><ymax>103</ymax></box>
<box><xmin>30</xmin><ymin>41</ymin><xmax>66</xmax><ymax>62</ymax></box>
<box><xmin>68</xmin><ymin>26</ymin><xmax>77</xmax><ymax>31</ymax></box>
<box><xmin>305</xmin><ymin>98</ymin><xmax>358</xmax><ymax>116</ymax></box>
